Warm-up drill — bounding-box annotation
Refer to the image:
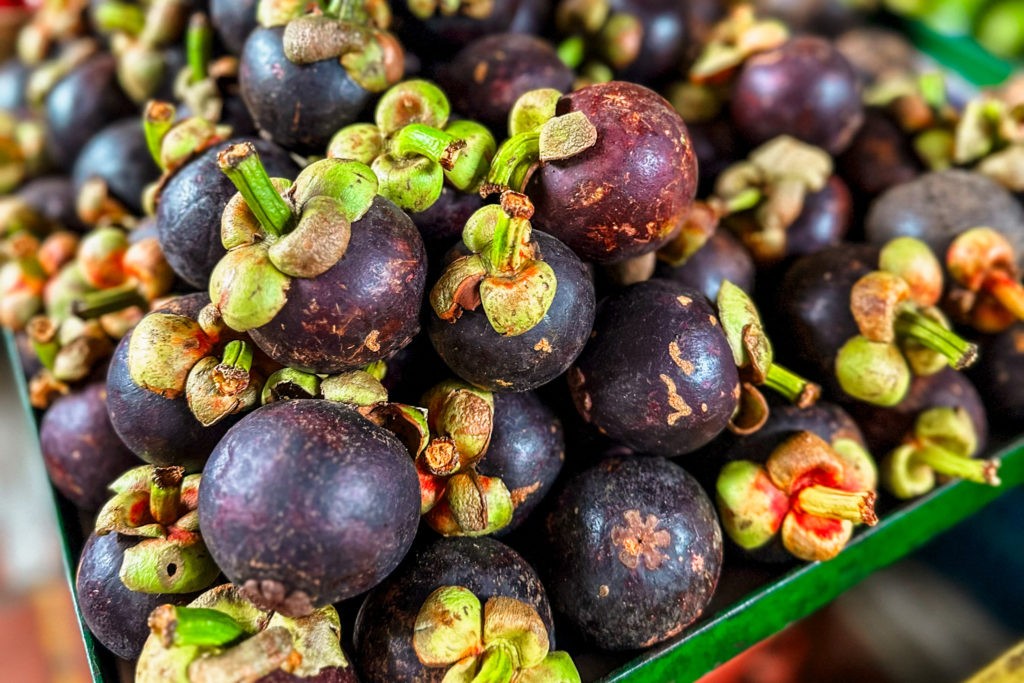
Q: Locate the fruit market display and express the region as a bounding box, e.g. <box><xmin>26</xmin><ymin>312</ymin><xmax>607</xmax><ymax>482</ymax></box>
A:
<box><xmin>0</xmin><ymin>0</ymin><xmax>1021</xmax><ymax>680</ymax></box>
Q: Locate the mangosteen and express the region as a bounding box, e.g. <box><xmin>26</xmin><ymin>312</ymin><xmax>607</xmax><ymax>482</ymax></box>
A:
<box><xmin>18</xmin><ymin>176</ymin><xmax>84</xmax><ymax>232</ymax></box>
<box><xmin>542</xmin><ymin>455</ymin><xmax>723</xmax><ymax>650</ymax></box>
<box><xmin>106</xmin><ymin>293</ymin><xmax>248</xmax><ymax>469</ymax></box>
<box><xmin>944</xmin><ymin>227</ymin><xmax>1024</xmax><ymax>333</ymax></box>
<box><xmin>136</xmin><ymin>584</ymin><xmax>359</xmax><ymax>682</ymax></box>
<box><xmin>45</xmin><ymin>53</ymin><xmax>135</xmax><ymax>168</ymax></box>
<box><xmin>489</xmin><ymin>81</ymin><xmax>697</xmax><ymax>263</ymax></box>
<box><xmin>72</xmin><ymin>118</ymin><xmax>161</xmax><ymax>216</ymax></box>
<box><xmin>427</xmin><ymin>190</ymin><xmax>595</xmax><ymax>392</ymax></box>
<box><xmin>439</xmin><ymin>33</ymin><xmax>573</xmax><ymax>133</ymax></box>
<box><xmin>239</xmin><ymin>6</ymin><xmax>402</xmax><ymax>154</ymax></box>
<box><xmin>40</xmin><ymin>380</ymin><xmax>140</xmax><ymax>511</ymax></box>
<box><xmin>156</xmin><ymin>136</ymin><xmax>298</xmax><ymax>290</ymax></box>
<box><xmin>837</xmin><ymin>109</ymin><xmax>923</xmax><ymax>200</ymax></box>
<box><xmin>210</xmin><ymin>0</ymin><xmax>258</xmax><ymax>55</ymax></box>
<box><xmin>731</xmin><ymin>36</ymin><xmax>864</xmax><ymax>155</ymax></box>
<box><xmin>570</xmin><ymin>279</ymin><xmax>739</xmax><ymax>456</ymax></box>
<box><xmin>656</xmin><ymin>228</ymin><xmax>755</xmax><ymax>303</ymax></box>
<box><xmin>865</xmin><ymin>170</ymin><xmax>1024</xmax><ymax>267</ymax></box>
<box><xmin>77</xmin><ymin>533</ymin><xmax>201</xmax><ymax>661</ymax></box>
<box><xmin>199</xmin><ymin>399</ymin><xmax>422</xmax><ymax>616</ymax></box>
<box><xmin>353</xmin><ymin>536</ymin><xmax>554</xmax><ymax>682</ymax></box>
<box><xmin>209</xmin><ymin>144</ymin><xmax>427</xmax><ymax>373</ymax></box>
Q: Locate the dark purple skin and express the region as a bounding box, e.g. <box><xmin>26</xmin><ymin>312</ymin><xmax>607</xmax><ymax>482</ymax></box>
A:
<box><xmin>72</xmin><ymin>118</ymin><xmax>161</xmax><ymax>216</ymax></box>
<box><xmin>428</xmin><ymin>230</ymin><xmax>595</xmax><ymax>392</ymax></box>
<box><xmin>527</xmin><ymin>81</ymin><xmax>698</xmax><ymax>263</ymax></box>
<box><xmin>569</xmin><ymin>279</ymin><xmax>740</xmax><ymax>456</ymax></box>
<box><xmin>40</xmin><ymin>381</ymin><xmax>141</xmax><ymax>511</ymax></box>
<box><xmin>865</xmin><ymin>170</ymin><xmax>1024</xmax><ymax>267</ymax></box>
<box><xmin>542</xmin><ymin>455</ymin><xmax>723</xmax><ymax>651</ymax></box>
<box><xmin>156</xmin><ymin>137</ymin><xmax>299</xmax><ymax>289</ymax></box>
<box><xmin>410</xmin><ymin>185</ymin><xmax>484</xmax><ymax>246</ymax></box>
<box><xmin>477</xmin><ymin>391</ymin><xmax>564</xmax><ymax>532</ymax></box>
<box><xmin>18</xmin><ymin>176</ymin><xmax>85</xmax><ymax>232</ymax></box>
<box><xmin>609</xmin><ymin>0</ymin><xmax>724</xmax><ymax>83</ymax></box>
<box><xmin>250</xmin><ymin>196</ymin><xmax>426</xmax><ymax>374</ymax></box>
<box><xmin>782</xmin><ymin>175</ymin><xmax>853</xmax><ymax>259</ymax></box>
<box><xmin>378</xmin><ymin>335</ymin><xmax>450</xmax><ymax>406</ymax></box>
<box><xmin>392</xmin><ymin>0</ymin><xmax>549</xmax><ymax>68</ymax></box>
<box><xmin>837</xmin><ymin>109</ymin><xmax>922</xmax><ymax>200</ymax></box>
<box><xmin>106</xmin><ymin>294</ymin><xmax>239</xmax><ymax>470</ymax></box>
<box><xmin>15</xmin><ymin>331</ymin><xmax>43</xmax><ymax>379</ymax></box>
<box><xmin>210</xmin><ymin>0</ymin><xmax>258</xmax><ymax>55</ymax></box>
<box><xmin>0</xmin><ymin>58</ymin><xmax>29</xmax><ymax>111</ymax></box>
<box><xmin>240</xmin><ymin>27</ymin><xmax>371</xmax><ymax>154</ymax></box>
<box><xmin>45</xmin><ymin>54</ymin><xmax>135</xmax><ymax>169</ymax></box>
<box><xmin>76</xmin><ymin>533</ymin><xmax>200</xmax><ymax>660</ymax></box>
<box><xmin>731</xmin><ymin>36</ymin><xmax>864</xmax><ymax>155</ymax></box>
<box><xmin>655</xmin><ymin>229</ymin><xmax>755</xmax><ymax>302</ymax></box>
<box><xmin>972</xmin><ymin>323</ymin><xmax>1024</xmax><ymax>426</ymax></box>
<box><xmin>199</xmin><ymin>399</ymin><xmax>421</xmax><ymax>614</ymax></box>
<box><xmin>353</xmin><ymin>536</ymin><xmax>554</xmax><ymax>683</ymax></box>
<box><xmin>440</xmin><ymin>33</ymin><xmax>573</xmax><ymax>132</ymax></box>
<box><xmin>689</xmin><ymin>118</ymin><xmax>748</xmax><ymax>198</ymax></box>
<box><xmin>752</xmin><ymin>0</ymin><xmax>862</xmax><ymax>37</ymax></box>
<box><xmin>846</xmin><ymin>369</ymin><xmax>987</xmax><ymax>456</ymax></box>
<box><xmin>259</xmin><ymin>668</ymin><xmax>358</xmax><ymax>682</ymax></box>
<box><xmin>776</xmin><ymin>243</ymin><xmax>879</xmax><ymax>386</ymax></box>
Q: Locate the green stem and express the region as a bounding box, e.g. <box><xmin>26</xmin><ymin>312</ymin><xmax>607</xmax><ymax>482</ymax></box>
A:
<box><xmin>894</xmin><ymin>308</ymin><xmax>978</xmax><ymax>370</ymax></box>
<box><xmin>487</xmin><ymin>210</ymin><xmax>531</xmax><ymax>274</ymax></box>
<box><xmin>220</xmin><ymin>340</ymin><xmax>254</xmax><ymax>373</ymax></box>
<box><xmin>721</xmin><ymin>187</ymin><xmax>763</xmax><ymax>215</ymax></box>
<box><xmin>71</xmin><ymin>283</ymin><xmax>148</xmax><ymax>319</ymax></box>
<box><xmin>390</xmin><ymin>123</ymin><xmax>461</xmax><ymax>168</ymax></box>
<box><xmin>94</xmin><ymin>1</ymin><xmax>146</xmax><ymax>35</ymax></box>
<box><xmin>485</xmin><ymin>131</ymin><xmax>540</xmax><ymax>193</ymax></box>
<box><xmin>218</xmin><ymin>143</ymin><xmax>293</xmax><ymax>238</ymax></box>
<box><xmin>913</xmin><ymin>443</ymin><xmax>1001</xmax><ymax>485</ymax></box>
<box><xmin>149</xmin><ymin>605</ymin><xmax>248</xmax><ymax>648</ymax></box>
<box><xmin>149</xmin><ymin>466</ymin><xmax>185</xmax><ymax>525</ymax></box>
<box><xmin>762</xmin><ymin>363</ymin><xmax>818</xmax><ymax>407</ymax></box>
<box><xmin>470</xmin><ymin>644</ymin><xmax>516</xmax><ymax>683</ymax></box>
<box><xmin>27</xmin><ymin>317</ymin><xmax>58</xmax><ymax>372</ymax></box>
<box><xmin>186</xmin><ymin>13</ymin><xmax>212</xmax><ymax>83</ymax></box>
<box><xmin>557</xmin><ymin>35</ymin><xmax>586</xmax><ymax>70</ymax></box>
<box><xmin>143</xmin><ymin>101</ymin><xmax>176</xmax><ymax>168</ymax></box>
<box><xmin>795</xmin><ymin>485</ymin><xmax>878</xmax><ymax>525</ymax></box>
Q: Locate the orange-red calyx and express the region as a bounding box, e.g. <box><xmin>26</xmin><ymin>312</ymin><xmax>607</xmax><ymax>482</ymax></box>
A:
<box><xmin>946</xmin><ymin>227</ymin><xmax>1024</xmax><ymax>332</ymax></box>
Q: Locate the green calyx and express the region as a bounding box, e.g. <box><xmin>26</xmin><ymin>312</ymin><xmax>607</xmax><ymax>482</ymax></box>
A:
<box><xmin>430</xmin><ymin>193</ymin><xmax>557</xmax><ymax>337</ymax></box>
<box><xmin>883</xmin><ymin>407</ymin><xmax>999</xmax><ymax>499</ymax></box>
<box><xmin>137</xmin><ymin>584</ymin><xmax>351</xmax><ymax>683</ymax></box>
<box><xmin>835</xmin><ymin>335</ymin><xmax>911</xmax><ymax>407</ymax></box>
<box><xmin>144</xmin><ymin>101</ymin><xmax>231</xmax><ymax>177</ymax></box>
<box><xmin>413</xmin><ymin>586</ymin><xmax>581</xmax><ymax>683</ymax></box>
<box><xmin>407</xmin><ymin>0</ymin><xmax>495</xmax><ymax>20</ymax></box>
<box><xmin>878</xmin><ymin>236</ymin><xmax>944</xmax><ymax>307</ymax></box>
<box><xmin>95</xmin><ymin>466</ymin><xmax>217</xmax><ymax>595</ymax></box>
<box><xmin>508</xmin><ymin>89</ymin><xmax>561</xmax><ymax>137</ymax></box>
<box><xmin>484</xmin><ymin>96</ymin><xmax>597</xmax><ymax>194</ymax></box>
<box><xmin>321</xmin><ymin>370</ymin><xmax>389</xmax><ymax>407</ymax></box>
<box><xmin>281</xmin><ymin>13</ymin><xmax>403</xmax><ymax>92</ymax></box>
<box><xmin>329</xmin><ymin>81</ymin><xmax>496</xmax><ymax>211</ymax></box>
<box><xmin>716</xmin><ymin>460</ymin><xmax>788</xmax><ymax>550</ymax></box>
<box><xmin>424</xmin><ymin>470</ymin><xmax>513</xmax><ymax>537</ymax></box>
<box><xmin>261</xmin><ymin>368</ymin><xmax>322</xmax><ymax>404</ymax></box>
<box><xmin>688</xmin><ymin>5</ymin><xmax>789</xmax><ymax>84</ymax></box>
<box><xmin>128</xmin><ymin>312</ymin><xmax>219</xmax><ymax>399</ymax></box>
<box><xmin>717</xmin><ymin>281</ymin><xmax>819</xmax><ymax>407</ymax></box>
<box><xmin>422</xmin><ymin>380</ymin><xmax>495</xmax><ymax>473</ymax></box>
<box><xmin>93</xmin><ymin>1</ymin><xmax>147</xmax><ymax>36</ymax></box>
<box><xmin>212</xmin><ymin>144</ymin><xmax>376</xmax><ymax>331</ymax></box>
<box><xmin>185</xmin><ymin>340</ymin><xmax>260</xmax><ymax>427</ymax></box>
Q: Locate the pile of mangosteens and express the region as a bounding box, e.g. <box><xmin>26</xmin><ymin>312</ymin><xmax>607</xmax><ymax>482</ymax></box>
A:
<box><xmin>1</xmin><ymin>0</ymin><xmax>1021</xmax><ymax>679</ymax></box>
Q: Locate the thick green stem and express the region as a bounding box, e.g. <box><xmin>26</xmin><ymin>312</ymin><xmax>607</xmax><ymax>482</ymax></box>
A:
<box><xmin>485</xmin><ymin>132</ymin><xmax>540</xmax><ymax>194</ymax></box>
<box><xmin>71</xmin><ymin>283</ymin><xmax>148</xmax><ymax>319</ymax></box>
<box><xmin>186</xmin><ymin>13</ymin><xmax>212</xmax><ymax>83</ymax></box>
<box><xmin>94</xmin><ymin>1</ymin><xmax>146</xmax><ymax>35</ymax></box>
<box><xmin>149</xmin><ymin>466</ymin><xmax>184</xmax><ymax>525</ymax></box>
<box><xmin>913</xmin><ymin>444</ymin><xmax>1001</xmax><ymax>485</ymax></box>
<box><xmin>762</xmin><ymin>363</ymin><xmax>819</xmax><ymax>408</ymax></box>
<box><xmin>391</xmin><ymin>123</ymin><xmax>462</xmax><ymax>169</ymax></box>
<box><xmin>487</xmin><ymin>211</ymin><xmax>530</xmax><ymax>274</ymax></box>
<box><xmin>218</xmin><ymin>143</ymin><xmax>293</xmax><ymax>238</ymax></box>
<box><xmin>143</xmin><ymin>101</ymin><xmax>175</xmax><ymax>168</ymax></box>
<box><xmin>471</xmin><ymin>644</ymin><xmax>516</xmax><ymax>683</ymax></box>
<box><xmin>149</xmin><ymin>605</ymin><xmax>248</xmax><ymax>648</ymax></box>
<box><xmin>894</xmin><ymin>309</ymin><xmax>978</xmax><ymax>369</ymax></box>
<box><xmin>220</xmin><ymin>340</ymin><xmax>254</xmax><ymax>373</ymax></box>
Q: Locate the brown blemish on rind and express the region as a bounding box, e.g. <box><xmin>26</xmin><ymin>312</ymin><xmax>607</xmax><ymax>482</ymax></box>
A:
<box><xmin>534</xmin><ymin>338</ymin><xmax>552</xmax><ymax>353</ymax></box>
<box><xmin>677</xmin><ymin>295</ymin><xmax>692</xmax><ymax>306</ymax></box>
<box><xmin>364</xmin><ymin>330</ymin><xmax>381</xmax><ymax>352</ymax></box>
<box><xmin>510</xmin><ymin>481</ymin><xmax>542</xmax><ymax>506</ymax></box>
<box><xmin>611</xmin><ymin>510</ymin><xmax>672</xmax><ymax>570</ymax></box>
<box><xmin>659</xmin><ymin>374</ymin><xmax>693</xmax><ymax>425</ymax></box>
<box><xmin>668</xmin><ymin>342</ymin><xmax>694</xmax><ymax>375</ymax></box>
<box><xmin>598</xmin><ymin>585</ymin><xmax>609</xmax><ymax>598</ymax></box>
<box><xmin>240</xmin><ymin>579</ymin><xmax>314</xmax><ymax>618</ymax></box>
